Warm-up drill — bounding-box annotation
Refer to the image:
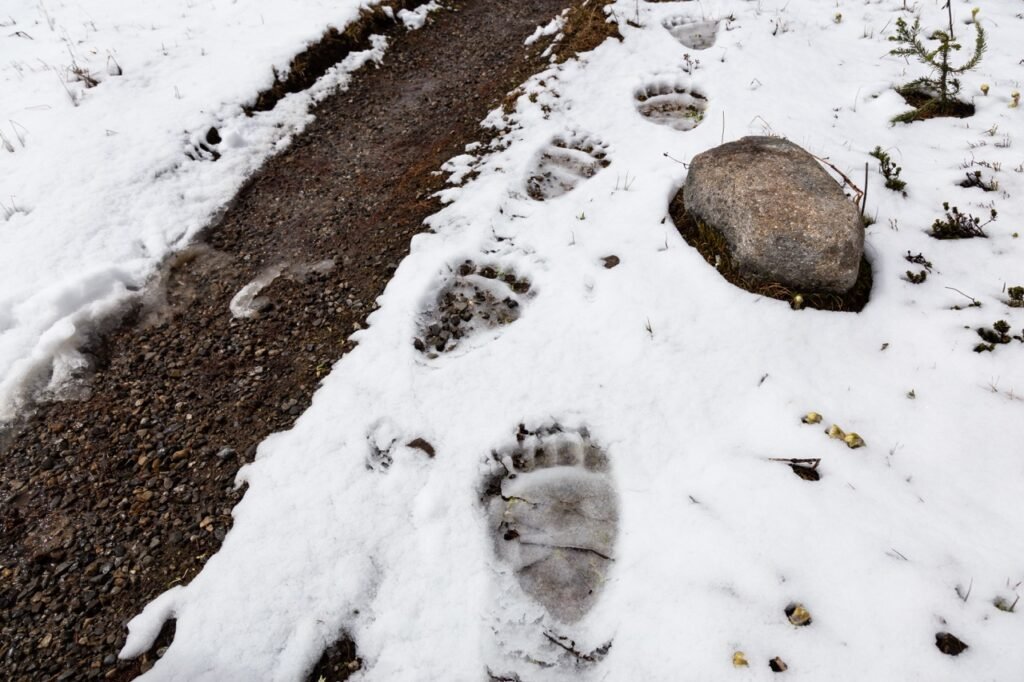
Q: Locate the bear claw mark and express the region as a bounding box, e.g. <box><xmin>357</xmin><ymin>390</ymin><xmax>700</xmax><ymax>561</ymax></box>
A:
<box><xmin>635</xmin><ymin>80</ymin><xmax>708</xmax><ymax>131</ymax></box>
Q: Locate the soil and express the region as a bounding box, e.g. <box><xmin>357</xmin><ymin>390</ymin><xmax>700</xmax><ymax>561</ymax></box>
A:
<box><xmin>0</xmin><ymin>1</ymin><xmax>607</xmax><ymax>679</ymax></box>
<box><xmin>894</xmin><ymin>88</ymin><xmax>975</xmax><ymax>122</ymax></box>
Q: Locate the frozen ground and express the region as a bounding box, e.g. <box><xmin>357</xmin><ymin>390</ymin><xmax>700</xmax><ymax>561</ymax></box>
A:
<box><xmin>0</xmin><ymin>0</ymin><xmax>438</xmax><ymax>422</ymax></box>
<box><xmin>7</xmin><ymin>0</ymin><xmax>1024</xmax><ymax>679</ymax></box>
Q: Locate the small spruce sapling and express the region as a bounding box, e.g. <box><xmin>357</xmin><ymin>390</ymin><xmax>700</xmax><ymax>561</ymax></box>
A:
<box><xmin>869</xmin><ymin>146</ymin><xmax>907</xmax><ymax>194</ymax></box>
<box><xmin>888</xmin><ymin>5</ymin><xmax>986</xmax><ymax>122</ymax></box>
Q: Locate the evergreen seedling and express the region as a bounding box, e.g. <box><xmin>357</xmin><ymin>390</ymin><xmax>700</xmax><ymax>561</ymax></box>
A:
<box><xmin>889</xmin><ymin>5</ymin><xmax>986</xmax><ymax>122</ymax></box>
<box><xmin>869</xmin><ymin>146</ymin><xmax>907</xmax><ymax>194</ymax></box>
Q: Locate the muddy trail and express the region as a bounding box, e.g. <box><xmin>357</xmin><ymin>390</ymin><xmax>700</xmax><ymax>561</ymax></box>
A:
<box><xmin>0</xmin><ymin>1</ymin><xmax>611</xmax><ymax>679</ymax></box>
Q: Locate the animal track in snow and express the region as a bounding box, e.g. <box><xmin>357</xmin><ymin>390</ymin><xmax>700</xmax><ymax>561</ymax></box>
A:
<box><xmin>365</xmin><ymin>419</ymin><xmax>435</xmax><ymax>472</ymax></box>
<box><xmin>663</xmin><ymin>16</ymin><xmax>719</xmax><ymax>49</ymax></box>
<box><xmin>635</xmin><ymin>80</ymin><xmax>708</xmax><ymax>131</ymax></box>
<box><xmin>414</xmin><ymin>261</ymin><xmax>531</xmax><ymax>357</ymax></box>
<box><xmin>185</xmin><ymin>126</ymin><xmax>222</xmax><ymax>162</ymax></box>
<box><xmin>485</xmin><ymin>424</ymin><xmax>618</xmax><ymax>624</ymax></box>
<box><xmin>525</xmin><ymin>133</ymin><xmax>610</xmax><ymax>201</ymax></box>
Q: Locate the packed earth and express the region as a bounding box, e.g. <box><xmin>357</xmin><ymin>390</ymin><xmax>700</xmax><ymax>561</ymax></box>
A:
<box><xmin>3</xmin><ymin>0</ymin><xmax>1024</xmax><ymax>680</ymax></box>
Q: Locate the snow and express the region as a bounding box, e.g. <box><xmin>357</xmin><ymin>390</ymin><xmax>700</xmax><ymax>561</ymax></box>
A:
<box><xmin>7</xmin><ymin>0</ymin><xmax>1024</xmax><ymax>678</ymax></box>
<box><xmin>0</xmin><ymin>0</ymin><xmax>403</xmax><ymax>422</ymax></box>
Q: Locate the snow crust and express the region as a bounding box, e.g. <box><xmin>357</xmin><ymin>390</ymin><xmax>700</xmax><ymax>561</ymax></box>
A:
<box><xmin>0</xmin><ymin>0</ymin><xmax>398</xmax><ymax>422</ymax></box>
<box><xmin>42</xmin><ymin>0</ymin><xmax>1024</xmax><ymax>678</ymax></box>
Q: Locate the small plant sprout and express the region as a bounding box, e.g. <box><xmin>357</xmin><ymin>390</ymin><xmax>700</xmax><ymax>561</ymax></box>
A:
<box><xmin>833</xmin><ymin>12</ymin><xmax>842</xmax><ymax>24</ymax></box>
<box><xmin>960</xmin><ymin>170</ymin><xmax>998</xmax><ymax>192</ymax></box>
<box><xmin>1012</xmin><ymin>92</ymin><xmax>1021</xmax><ymax>108</ymax></box>
<box><xmin>905</xmin><ymin>251</ymin><xmax>933</xmax><ymax>271</ymax></box>
<box><xmin>888</xmin><ymin>5</ymin><xmax>986</xmax><ymax>122</ymax></box>
<box><xmin>974</xmin><ymin>320</ymin><xmax>1024</xmax><ymax>352</ymax></box>
<box><xmin>1006</xmin><ymin>286</ymin><xmax>1024</xmax><ymax>308</ymax></box>
<box><xmin>956</xmin><ymin>579</ymin><xmax>974</xmax><ymax>602</ymax></box>
<box><xmin>801</xmin><ymin>411</ymin><xmax>823</xmax><ymax>425</ymax></box>
<box><xmin>869</xmin><ymin>146</ymin><xmax>907</xmax><ymax>194</ymax></box>
<box><xmin>980</xmin><ymin>83</ymin><xmax>989</xmax><ymax>95</ymax></box>
<box><xmin>930</xmin><ymin>202</ymin><xmax>996</xmax><ymax>239</ymax></box>
<box><xmin>906</xmin><ymin>269</ymin><xmax>928</xmax><ymax>284</ymax></box>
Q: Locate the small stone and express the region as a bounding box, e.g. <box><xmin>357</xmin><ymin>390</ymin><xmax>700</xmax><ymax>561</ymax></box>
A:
<box><xmin>785</xmin><ymin>603</ymin><xmax>812</xmax><ymax>626</ymax></box>
<box><xmin>406</xmin><ymin>438</ymin><xmax>436</xmax><ymax>458</ymax></box>
<box><xmin>826</xmin><ymin>424</ymin><xmax>845</xmax><ymax>440</ymax></box>
<box><xmin>215</xmin><ymin>447</ymin><xmax>235</xmax><ymax>460</ymax></box>
<box><xmin>769</xmin><ymin>657</ymin><xmax>788</xmax><ymax>672</ymax></box>
<box><xmin>935</xmin><ymin>632</ymin><xmax>968</xmax><ymax>656</ymax></box>
<box><xmin>843</xmin><ymin>432</ymin><xmax>865</xmax><ymax>449</ymax></box>
<box><xmin>602</xmin><ymin>255</ymin><xmax>620</xmax><ymax>269</ymax></box>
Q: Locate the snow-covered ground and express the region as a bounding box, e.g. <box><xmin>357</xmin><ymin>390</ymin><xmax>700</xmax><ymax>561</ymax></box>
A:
<box><xmin>7</xmin><ymin>0</ymin><xmax>1024</xmax><ymax>679</ymax></box>
<box><xmin>0</xmin><ymin>0</ymin><xmax>439</xmax><ymax>422</ymax></box>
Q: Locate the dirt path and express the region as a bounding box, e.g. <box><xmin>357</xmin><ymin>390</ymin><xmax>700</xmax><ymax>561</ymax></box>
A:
<box><xmin>0</xmin><ymin>1</ymin><xmax>592</xmax><ymax>678</ymax></box>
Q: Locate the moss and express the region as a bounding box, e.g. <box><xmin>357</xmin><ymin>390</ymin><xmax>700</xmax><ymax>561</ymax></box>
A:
<box><xmin>668</xmin><ymin>189</ymin><xmax>872</xmax><ymax>313</ymax></box>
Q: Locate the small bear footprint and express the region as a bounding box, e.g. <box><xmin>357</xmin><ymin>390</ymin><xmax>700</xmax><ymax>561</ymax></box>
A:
<box><xmin>414</xmin><ymin>261</ymin><xmax>531</xmax><ymax>357</ymax></box>
<box><xmin>485</xmin><ymin>424</ymin><xmax>618</xmax><ymax>624</ymax></box>
<box><xmin>663</xmin><ymin>16</ymin><xmax>720</xmax><ymax>49</ymax></box>
<box><xmin>185</xmin><ymin>126</ymin><xmax>222</xmax><ymax>161</ymax></box>
<box><xmin>525</xmin><ymin>133</ymin><xmax>610</xmax><ymax>201</ymax></box>
<box><xmin>635</xmin><ymin>80</ymin><xmax>708</xmax><ymax>131</ymax></box>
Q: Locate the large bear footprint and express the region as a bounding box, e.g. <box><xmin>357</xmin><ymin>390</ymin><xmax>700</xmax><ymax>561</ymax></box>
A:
<box><xmin>414</xmin><ymin>261</ymin><xmax>531</xmax><ymax>357</ymax></box>
<box><xmin>635</xmin><ymin>80</ymin><xmax>708</xmax><ymax>131</ymax></box>
<box><xmin>663</xmin><ymin>16</ymin><xmax>719</xmax><ymax>49</ymax></box>
<box><xmin>526</xmin><ymin>133</ymin><xmax>610</xmax><ymax>201</ymax></box>
<box><xmin>486</xmin><ymin>425</ymin><xmax>618</xmax><ymax>624</ymax></box>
